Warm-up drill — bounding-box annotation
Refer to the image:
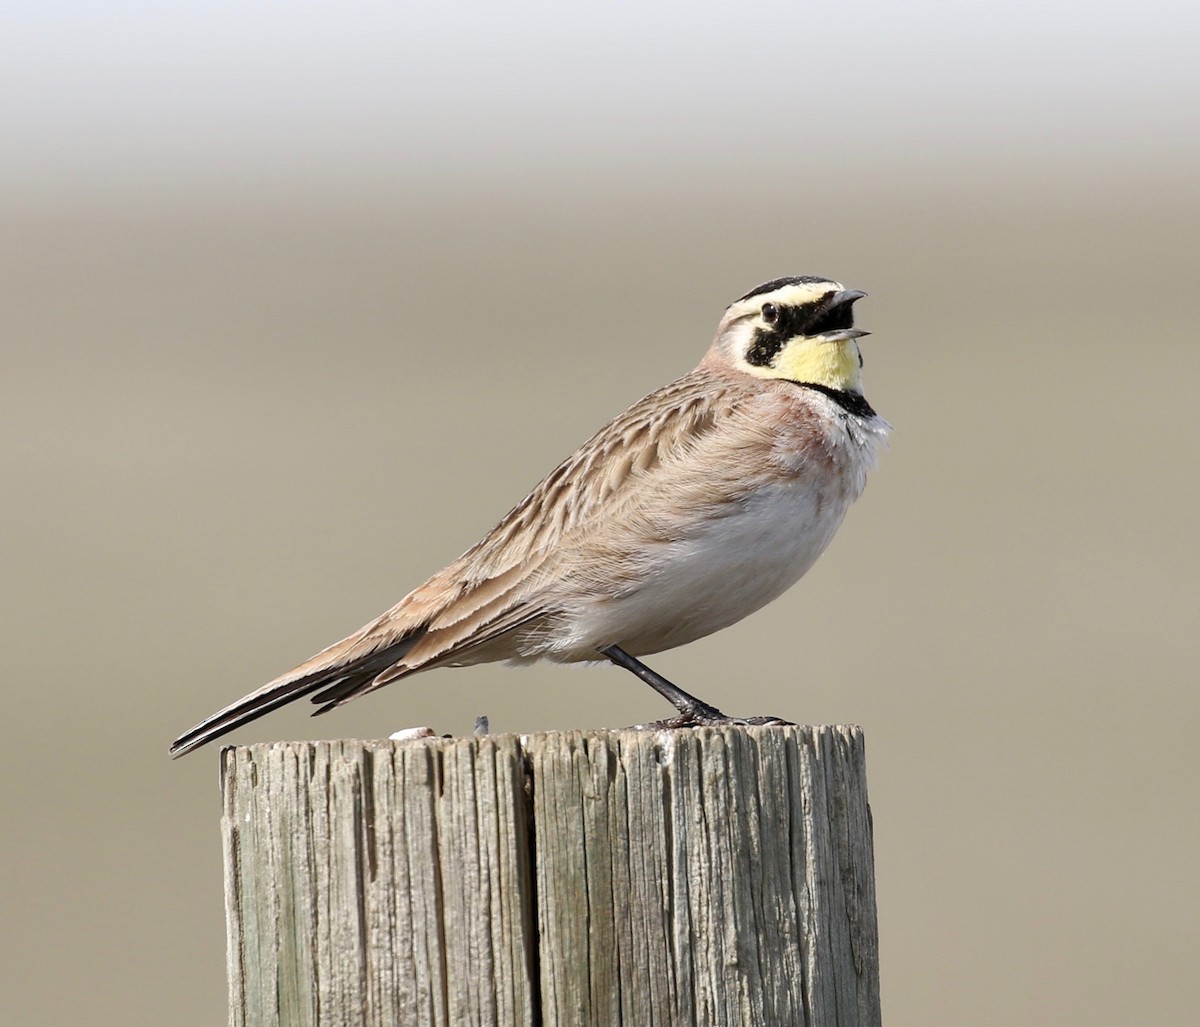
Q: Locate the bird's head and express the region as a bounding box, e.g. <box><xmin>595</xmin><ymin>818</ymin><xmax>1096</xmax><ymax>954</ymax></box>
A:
<box><xmin>705</xmin><ymin>276</ymin><xmax>870</xmax><ymax>394</ymax></box>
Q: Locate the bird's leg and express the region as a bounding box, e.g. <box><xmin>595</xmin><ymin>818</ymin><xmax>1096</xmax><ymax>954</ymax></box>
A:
<box><xmin>600</xmin><ymin>644</ymin><xmax>729</xmax><ymax>722</ymax></box>
<box><xmin>601</xmin><ymin>644</ymin><xmax>792</xmax><ymax>729</ymax></box>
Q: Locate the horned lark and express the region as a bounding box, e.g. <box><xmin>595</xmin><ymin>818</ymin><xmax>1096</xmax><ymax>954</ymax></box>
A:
<box><xmin>171</xmin><ymin>276</ymin><xmax>888</xmax><ymax>757</ymax></box>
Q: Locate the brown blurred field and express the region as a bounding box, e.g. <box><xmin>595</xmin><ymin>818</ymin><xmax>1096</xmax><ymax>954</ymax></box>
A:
<box><xmin>3</xmin><ymin>158</ymin><xmax>1197</xmax><ymax>1025</ymax></box>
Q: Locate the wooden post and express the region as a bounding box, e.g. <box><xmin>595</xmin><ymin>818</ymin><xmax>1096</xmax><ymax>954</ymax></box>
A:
<box><xmin>221</xmin><ymin>725</ymin><xmax>881</xmax><ymax>1027</ymax></box>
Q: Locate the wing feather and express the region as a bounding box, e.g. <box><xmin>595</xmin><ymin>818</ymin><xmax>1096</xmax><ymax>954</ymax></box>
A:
<box><xmin>171</xmin><ymin>369</ymin><xmax>751</xmax><ymax>754</ymax></box>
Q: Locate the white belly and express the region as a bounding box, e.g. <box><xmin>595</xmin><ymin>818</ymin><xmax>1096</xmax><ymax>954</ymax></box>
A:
<box><xmin>562</xmin><ymin>476</ymin><xmax>857</xmax><ymax>657</ymax></box>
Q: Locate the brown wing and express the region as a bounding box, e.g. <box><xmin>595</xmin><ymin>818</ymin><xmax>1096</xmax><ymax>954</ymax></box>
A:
<box><xmin>169</xmin><ymin>369</ymin><xmax>742</xmax><ymax>757</ymax></box>
<box><xmin>366</xmin><ymin>369</ymin><xmax>746</xmax><ymax>668</ymax></box>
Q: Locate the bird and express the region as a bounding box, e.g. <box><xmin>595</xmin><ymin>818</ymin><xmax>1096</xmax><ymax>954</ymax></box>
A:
<box><xmin>170</xmin><ymin>275</ymin><xmax>889</xmax><ymax>757</ymax></box>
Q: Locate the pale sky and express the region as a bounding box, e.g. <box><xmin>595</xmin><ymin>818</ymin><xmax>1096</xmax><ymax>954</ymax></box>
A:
<box><xmin>3</xmin><ymin>1</ymin><xmax>1196</xmax><ymax>188</ymax></box>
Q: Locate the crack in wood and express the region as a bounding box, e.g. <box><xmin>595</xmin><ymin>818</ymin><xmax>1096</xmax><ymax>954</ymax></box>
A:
<box><xmin>220</xmin><ymin>726</ymin><xmax>880</xmax><ymax>1027</ymax></box>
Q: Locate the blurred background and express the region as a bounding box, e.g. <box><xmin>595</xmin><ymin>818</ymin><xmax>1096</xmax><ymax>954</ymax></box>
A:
<box><xmin>3</xmin><ymin>2</ymin><xmax>1197</xmax><ymax>1024</ymax></box>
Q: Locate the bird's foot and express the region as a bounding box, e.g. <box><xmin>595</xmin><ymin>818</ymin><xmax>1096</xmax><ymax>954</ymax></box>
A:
<box><xmin>630</xmin><ymin>708</ymin><xmax>794</xmax><ymax>730</ymax></box>
<box><xmin>600</xmin><ymin>645</ymin><xmax>792</xmax><ymax>731</ymax></box>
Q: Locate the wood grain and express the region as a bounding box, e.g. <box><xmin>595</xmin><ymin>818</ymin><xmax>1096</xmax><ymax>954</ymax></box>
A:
<box><xmin>221</xmin><ymin>725</ymin><xmax>879</xmax><ymax>1026</ymax></box>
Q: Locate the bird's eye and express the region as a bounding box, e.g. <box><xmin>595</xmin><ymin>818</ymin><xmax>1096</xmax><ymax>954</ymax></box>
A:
<box><xmin>762</xmin><ymin>303</ymin><xmax>779</xmax><ymax>325</ymax></box>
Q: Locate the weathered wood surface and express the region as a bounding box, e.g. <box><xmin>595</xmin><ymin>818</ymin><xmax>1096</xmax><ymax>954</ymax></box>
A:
<box><xmin>221</xmin><ymin>725</ymin><xmax>880</xmax><ymax>1027</ymax></box>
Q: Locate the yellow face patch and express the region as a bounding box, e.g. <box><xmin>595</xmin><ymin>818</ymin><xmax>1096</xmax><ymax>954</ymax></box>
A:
<box><xmin>718</xmin><ymin>278</ymin><xmax>868</xmax><ymax>392</ymax></box>
<box><xmin>720</xmin><ymin>278</ymin><xmax>864</xmax><ymax>391</ymax></box>
<box><xmin>767</xmin><ymin>336</ymin><xmax>863</xmax><ymax>392</ymax></box>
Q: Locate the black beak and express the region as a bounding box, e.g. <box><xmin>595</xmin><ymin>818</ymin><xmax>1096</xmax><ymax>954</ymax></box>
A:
<box><xmin>808</xmin><ymin>289</ymin><xmax>869</xmax><ymax>338</ymax></box>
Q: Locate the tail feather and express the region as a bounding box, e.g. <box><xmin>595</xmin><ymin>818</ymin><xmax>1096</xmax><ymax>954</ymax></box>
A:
<box><xmin>168</xmin><ymin>676</ymin><xmax>332</xmax><ymax>758</ymax></box>
<box><xmin>169</xmin><ymin>628</ymin><xmax>426</xmax><ymax>758</ymax></box>
<box><xmin>308</xmin><ymin>665</ymin><xmax>411</xmax><ymax>714</ymax></box>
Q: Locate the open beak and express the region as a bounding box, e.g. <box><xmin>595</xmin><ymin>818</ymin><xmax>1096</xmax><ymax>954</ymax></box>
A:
<box><xmin>813</xmin><ymin>290</ymin><xmax>869</xmax><ymax>342</ymax></box>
